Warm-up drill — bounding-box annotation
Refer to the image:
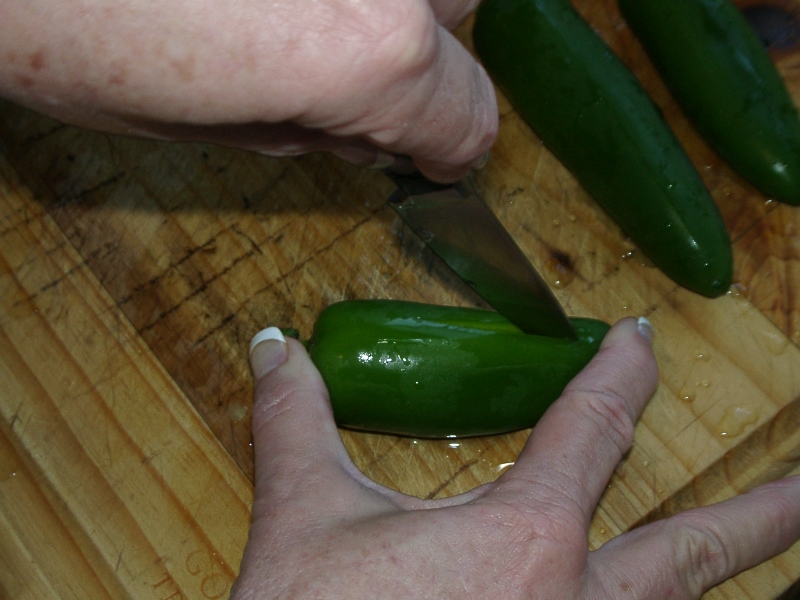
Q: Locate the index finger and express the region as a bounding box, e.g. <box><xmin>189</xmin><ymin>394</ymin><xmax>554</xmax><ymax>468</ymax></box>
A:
<box><xmin>363</xmin><ymin>23</ymin><xmax>498</xmax><ymax>182</ymax></box>
<box><xmin>485</xmin><ymin>317</ymin><xmax>659</xmax><ymax>526</ymax></box>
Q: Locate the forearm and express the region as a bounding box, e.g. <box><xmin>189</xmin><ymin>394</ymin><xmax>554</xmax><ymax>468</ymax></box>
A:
<box><xmin>1</xmin><ymin>0</ymin><xmax>280</xmax><ymax>127</ymax></box>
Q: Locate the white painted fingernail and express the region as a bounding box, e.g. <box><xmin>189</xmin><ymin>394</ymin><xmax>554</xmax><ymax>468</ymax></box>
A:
<box><xmin>333</xmin><ymin>147</ymin><xmax>396</xmax><ymax>170</ymax></box>
<box><xmin>249</xmin><ymin>327</ymin><xmax>288</xmax><ymax>379</ymax></box>
<box><xmin>637</xmin><ymin>316</ymin><xmax>654</xmax><ymax>345</ymax></box>
<box><xmin>249</xmin><ymin>326</ymin><xmax>285</xmax><ymax>356</ymax></box>
<box><xmin>368</xmin><ymin>151</ymin><xmax>397</xmax><ymax>170</ymax></box>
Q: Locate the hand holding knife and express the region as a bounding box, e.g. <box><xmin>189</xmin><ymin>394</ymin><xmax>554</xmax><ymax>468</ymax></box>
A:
<box><xmin>384</xmin><ymin>159</ymin><xmax>577</xmax><ymax>340</ymax></box>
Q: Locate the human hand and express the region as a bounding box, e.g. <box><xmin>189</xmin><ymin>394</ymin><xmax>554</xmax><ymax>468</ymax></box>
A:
<box><xmin>232</xmin><ymin>317</ymin><xmax>800</xmax><ymax>599</ymax></box>
<box><xmin>0</xmin><ymin>0</ymin><xmax>497</xmax><ymax>182</ymax></box>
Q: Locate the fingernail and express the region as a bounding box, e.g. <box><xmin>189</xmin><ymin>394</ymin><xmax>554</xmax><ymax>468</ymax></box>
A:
<box><xmin>637</xmin><ymin>316</ymin><xmax>654</xmax><ymax>346</ymax></box>
<box><xmin>249</xmin><ymin>327</ymin><xmax>288</xmax><ymax>380</ymax></box>
<box><xmin>333</xmin><ymin>147</ymin><xmax>396</xmax><ymax>170</ymax></box>
<box><xmin>471</xmin><ymin>151</ymin><xmax>490</xmax><ymax>170</ymax></box>
<box><xmin>369</xmin><ymin>151</ymin><xmax>398</xmax><ymax>170</ymax></box>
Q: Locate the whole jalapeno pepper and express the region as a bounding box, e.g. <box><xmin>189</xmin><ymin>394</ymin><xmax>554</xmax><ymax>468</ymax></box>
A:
<box><xmin>619</xmin><ymin>0</ymin><xmax>800</xmax><ymax>205</ymax></box>
<box><xmin>472</xmin><ymin>0</ymin><xmax>733</xmax><ymax>298</ymax></box>
<box><xmin>305</xmin><ymin>300</ymin><xmax>609</xmax><ymax>438</ymax></box>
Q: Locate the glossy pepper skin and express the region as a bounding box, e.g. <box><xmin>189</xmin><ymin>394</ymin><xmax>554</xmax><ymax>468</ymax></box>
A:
<box><xmin>306</xmin><ymin>300</ymin><xmax>609</xmax><ymax>438</ymax></box>
<box><xmin>472</xmin><ymin>0</ymin><xmax>733</xmax><ymax>298</ymax></box>
<box><xmin>619</xmin><ymin>0</ymin><xmax>800</xmax><ymax>205</ymax></box>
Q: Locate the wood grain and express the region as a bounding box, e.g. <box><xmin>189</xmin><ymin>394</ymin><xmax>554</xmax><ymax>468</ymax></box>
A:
<box><xmin>1</xmin><ymin>0</ymin><xmax>799</xmax><ymax>597</ymax></box>
<box><xmin>0</xmin><ymin>158</ymin><xmax>252</xmax><ymax>599</ymax></box>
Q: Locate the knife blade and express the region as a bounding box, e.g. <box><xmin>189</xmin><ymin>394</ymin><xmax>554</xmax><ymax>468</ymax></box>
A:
<box><xmin>384</xmin><ymin>166</ymin><xmax>577</xmax><ymax>339</ymax></box>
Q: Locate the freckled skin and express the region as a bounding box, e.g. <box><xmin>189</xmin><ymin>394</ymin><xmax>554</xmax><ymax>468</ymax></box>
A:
<box><xmin>14</xmin><ymin>73</ymin><xmax>33</xmax><ymax>89</ymax></box>
<box><xmin>29</xmin><ymin>50</ymin><xmax>45</xmax><ymax>72</ymax></box>
<box><xmin>0</xmin><ymin>0</ymin><xmax>497</xmax><ymax>183</ymax></box>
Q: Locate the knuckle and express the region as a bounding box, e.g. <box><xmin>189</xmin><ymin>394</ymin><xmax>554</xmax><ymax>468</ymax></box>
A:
<box><xmin>320</xmin><ymin>3</ymin><xmax>439</xmax><ymax>145</ymax></box>
<box><xmin>324</xmin><ymin>1</ymin><xmax>435</xmax><ymax>83</ymax></box>
<box><xmin>670</xmin><ymin>516</ymin><xmax>733</xmax><ymax>596</ymax></box>
<box><xmin>251</xmin><ymin>374</ymin><xmax>311</xmax><ymax>435</ymax></box>
<box><xmin>568</xmin><ymin>386</ymin><xmax>636</xmax><ymax>457</ymax></box>
<box><xmin>253</xmin><ymin>372</ymin><xmax>293</xmax><ymax>414</ymax></box>
<box><xmin>481</xmin><ymin>488</ymin><xmax>586</xmax><ymax>549</ymax></box>
<box><xmin>368</xmin><ymin>3</ymin><xmax>438</xmax><ymax>74</ymax></box>
<box><xmin>751</xmin><ymin>482</ymin><xmax>800</xmax><ymax>542</ymax></box>
<box><xmin>472</xmin><ymin>499</ymin><xmax>586</xmax><ymax>587</ymax></box>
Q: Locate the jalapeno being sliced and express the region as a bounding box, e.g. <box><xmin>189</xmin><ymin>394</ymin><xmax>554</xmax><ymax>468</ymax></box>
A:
<box><xmin>306</xmin><ymin>300</ymin><xmax>609</xmax><ymax>438</ymax></box>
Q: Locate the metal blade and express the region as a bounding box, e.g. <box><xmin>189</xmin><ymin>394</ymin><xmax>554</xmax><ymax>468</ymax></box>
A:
<box><xmin>385</xmin><ymin>169</ymin><xmax>577</xmax><ymax>339</ymax></box>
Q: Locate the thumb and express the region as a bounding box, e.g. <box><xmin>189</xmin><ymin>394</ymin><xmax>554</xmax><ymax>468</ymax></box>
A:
<box><xmin>248</xmin><ymin>328</ymin><xmax>354</xmax><ymax>504</ymax></box>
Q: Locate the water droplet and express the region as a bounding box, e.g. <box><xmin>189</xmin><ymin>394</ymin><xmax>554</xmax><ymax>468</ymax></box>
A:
<box><xmin>0</xmin><ymin>448</ymin><xmax>18</xmax><ymax>483</ymax></box>
<box><xmin>762</xmin><ymin>329</ymin><xmax>790</xmax><ymax>355</ymax></box>
<box><xmin>696</xmin><ymin>380</ymin><xmax>710</xmax><ymax>389</ymax></box>
<box><xmin>497</xmin><ymin>462</ymin><xmax>515</xmax><ymax>473</ymax></box>
<box><xmin>552</xmin><ymin>219</ymin><xmax>561</xmax><ymax>227</ymax></box>
<box><xmin>678</xmin><ymin>387</ymin><xmax>696</xmax><ymax>403</ymax></box>
<box><xmin>695</xmin><ymin>349</ymin><xmax>711</xmax><ymax>361</ymax></box>
<box><xmin>717</xmin><ymin>406</ymin><xmax>759</xmax><ymax>438</ymax></box>
<box><xmin>228</xmin><ymin>403</ymin><xmax>249</xmax><ymax>423</ymax></box>
<box><xmin>545</xmin><ymin>254</ymin><xmax>575</xmax><ymax>289</ymax></box>
<box><xmin>417</xmin><ymin>228</ymin><xmax>435</xmax><ymax>242</ymax></box>
<box><xmin>568</xmin><ymin>214</ymin><xmax>577</xmax><ymax>222</ymax></box>
<box><xmin>722</xmin><ymin>185</ymin><xmax>733</xmax><ymax>197</ymax></box>
<box><xmin>727</xmin><ymin>282</ymin><xmax>749</xmax><ymax>299</ymax></box>
<box><xmin>620</xmin><ymin>247</ymin><xmax>654</xmax><ymax>268</ymax></box>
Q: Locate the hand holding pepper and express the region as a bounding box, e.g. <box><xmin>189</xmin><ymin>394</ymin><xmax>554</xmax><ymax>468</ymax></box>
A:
<box><xmin>234</xmin><ymin>318</ymin><xmax>800</xmax><ymax>599</ymax></box>
<box><xmin>0</xmin><ymin>0</ymin><xmax>497</xmax><ymax>182</ymax></box>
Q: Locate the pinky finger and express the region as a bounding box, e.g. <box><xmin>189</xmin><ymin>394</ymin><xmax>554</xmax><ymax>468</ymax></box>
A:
<box><xmin>590</xmin><ymin>475</ymin><xmax>800</xmax><ymax>599</ymax></box>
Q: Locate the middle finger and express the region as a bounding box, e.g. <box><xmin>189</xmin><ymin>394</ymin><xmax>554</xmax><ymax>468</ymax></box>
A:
<box><xmin>484</xmin><ymin>318</ymin><xmax>659</xmax><ymax>526</ymax></box>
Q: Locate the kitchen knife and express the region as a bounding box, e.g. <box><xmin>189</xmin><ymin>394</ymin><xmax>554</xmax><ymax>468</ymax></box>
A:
<box><xmin>384</xmin><ymin>165</ymin><xmax>577</xmax><ymax>339</ymax></box>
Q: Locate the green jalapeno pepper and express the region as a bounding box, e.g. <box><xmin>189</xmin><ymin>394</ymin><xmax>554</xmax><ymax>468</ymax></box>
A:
<box><xmin>305</xmin><ymin>300</ymin><xmax>609</xmax><ymax>438</ymax></box>
<box><xmin>619</xmin><ymin>0</ymin><xmax>800</xmax><ymax>205</ymax></box>
<box><xmin>472</xmin><ymin>0</ymin><xmax>733</xmax><ymax>297</ymax></box>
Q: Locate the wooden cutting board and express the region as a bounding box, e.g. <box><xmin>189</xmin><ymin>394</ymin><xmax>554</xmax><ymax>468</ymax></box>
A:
<box><xmin>1</xmin><ymin>0</ymin><xmax>799</xmax><ymax>597</ymax></box>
